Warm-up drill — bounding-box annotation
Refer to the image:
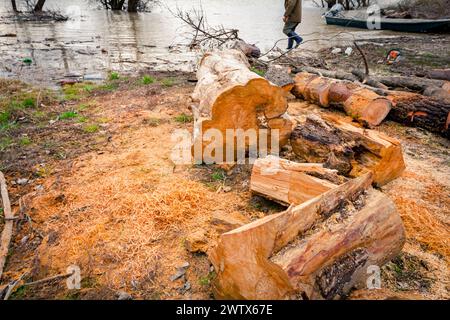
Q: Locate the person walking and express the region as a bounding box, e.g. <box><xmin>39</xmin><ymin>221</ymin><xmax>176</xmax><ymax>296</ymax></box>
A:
<box><xmin>283</xmin><ymin>0</ymin><xmax>303</xmax><ymax>50</ymax></box>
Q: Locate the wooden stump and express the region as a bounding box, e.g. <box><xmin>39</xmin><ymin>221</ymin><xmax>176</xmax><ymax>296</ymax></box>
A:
<box><xmin>191</xmin><ymin>50</ymin><xmax>292</xmax><ymax>163</ymax></box>
<box><xmin>209</xmin><ymin>173</ymin><xmax>406</xmax><ymax>300</ymax></box>
<box><xmin>290</xmin><ymin>114</ymin><xmax>406</xmax><ymax>187</ymax></box>
<box><xmin>250</xmin><ymin>156</ymin><xmax>343</xmax><ymax>206</ymax></box>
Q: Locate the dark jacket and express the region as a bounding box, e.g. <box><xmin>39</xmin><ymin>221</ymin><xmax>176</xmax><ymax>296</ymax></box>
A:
<box><xmin>284</xmin><ymin>0</ymin><xmax>302</xmax><ymax>23</ymax></box>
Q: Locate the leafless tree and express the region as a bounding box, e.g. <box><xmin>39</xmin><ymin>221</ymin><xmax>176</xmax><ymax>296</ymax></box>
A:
<box><xmin>11</xmin><ymin>0</ymin><xmax>18</xmax><ymax>12</ymax></box>
<box><xmin>170</xmin><ymin>7</ymin><xmax>240</xmax><ymax>50</ymax></box>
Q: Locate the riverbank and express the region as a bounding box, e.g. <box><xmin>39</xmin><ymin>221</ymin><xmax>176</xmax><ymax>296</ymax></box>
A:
<box><xmin>0</xmin><ymin>62</ymin><xmax>448</xmax><ymax>299</ymax></box>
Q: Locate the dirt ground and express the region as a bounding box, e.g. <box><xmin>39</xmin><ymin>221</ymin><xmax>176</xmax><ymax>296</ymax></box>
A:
<box><xmin>0</xmin><ymin>65</ymin><xmax>449</xmax><ymax>299</ymax></box>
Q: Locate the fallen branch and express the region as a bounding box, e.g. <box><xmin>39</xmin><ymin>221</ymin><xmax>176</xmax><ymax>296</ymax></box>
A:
<box><xmin>0</xmin><ymin>172</ymin><xmax>14</xmax><ymax>281</ymax></box>
<box><xmin>21</xmin><ymin>272</ymin><xmax>73</xmax><ymax>287</ymax></box>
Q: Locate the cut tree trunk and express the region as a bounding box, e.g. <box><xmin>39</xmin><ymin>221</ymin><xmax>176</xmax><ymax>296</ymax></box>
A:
<box><xmin>192</xmin><ymin>50</ymin><xmax>292</xmax><ymax>163</ymax></box>
<box><xmin>292</xmin><ymin>72</ymin><xmax>392</xmax><ymax>127</ymax></box>
<box><xmin>292</xmin><ymin>70</ymin><xmax>450</xmax><ymax>137</ymax></box>
<box><xmin>250</xmin><ymin>156</ymin><xmax>343</xmax><ymax>206</ymax></box>
<box><xmin>290</xmin><ymin>114</ymin><xmax>406</xmax><ymax>187</ymax></box>
<box><xmin>209</xmin><ymin>173</ymin><xmax>406</xmax><ymax>300</ymax></box>
<box><xmin>387</xmin><ymin>91</ymin><xmax>450</xmax><ymax>138</ymax></box>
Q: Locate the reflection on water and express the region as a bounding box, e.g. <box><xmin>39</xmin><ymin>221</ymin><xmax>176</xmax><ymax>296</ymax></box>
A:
<box><xmin>0</xmin><ymin>0</ymin><xmax>398</xmax><ymax>86</ymax></box>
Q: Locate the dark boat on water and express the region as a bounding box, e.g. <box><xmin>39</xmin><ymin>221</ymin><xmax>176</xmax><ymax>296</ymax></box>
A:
<box><xmin>325</xmin><ymin>16</ymin><xmax>450</xmax><ymax>33</ymax></box>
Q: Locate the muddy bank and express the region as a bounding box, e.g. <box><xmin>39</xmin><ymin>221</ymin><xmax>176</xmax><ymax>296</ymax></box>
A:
<box><xmin>0</xmin><ymin>68</ymin><xmax>448</xmax><ymax>299</ymax></box>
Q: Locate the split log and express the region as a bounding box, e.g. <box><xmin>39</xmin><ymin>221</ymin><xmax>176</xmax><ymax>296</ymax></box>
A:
<box><xmin>0</xmin><ymin>172</ymin><xmax>13</xmax><ymax>280</ymax></box>
<box><xmin>290</xmin><ymin>114</ymin><xmax>406</xmax><ymax>187</ymax></box>
<box><xmin>292</xmin><ymin>72</ymin><xmax>392</xmax><ymax>127</ymax></box>
<box><xmin>191</xmin><ymin>50</ymin><xmax>292</xmax><ymax>163</ymax></box>
<box><xmin>250</xmin><ymin>156</ymin><xmax>343</xmax><ymax>206</ymax></box>
<box><xmin>209</xmin><ymin>173</ymin><xmax>406</xmax><ymax>300</ymax></box>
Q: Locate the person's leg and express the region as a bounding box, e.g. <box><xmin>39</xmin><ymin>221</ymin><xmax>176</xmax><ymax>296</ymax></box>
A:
<box><xmin>283</xmin><ymin>22</ymin><xmax>295</xmax><ymax>50</ymax></box>
<box><xmin>290</xmin><ymin>23</ymin><xmax>303</xmax><ymax>47</ymax></box>
<box><xmin>283</xmin><ymin>22</ymin><xmax>303</xmax><ymax>49</ymax></box>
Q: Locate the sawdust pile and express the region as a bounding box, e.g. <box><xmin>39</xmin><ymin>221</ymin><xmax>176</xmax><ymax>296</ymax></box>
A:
<box><xmin>388</xmin><ymin>176</ymin><xmax>450</xmax><ymax>261</ymax></box>
<box><xmin>29</xmin><ymin>148</ymin><xmax>217</xmax><ymax>288</ymax></box>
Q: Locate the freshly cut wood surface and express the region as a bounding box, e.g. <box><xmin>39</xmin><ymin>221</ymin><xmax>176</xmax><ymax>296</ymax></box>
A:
<box><xmin>209</xmin><ymin>173</ymin><xmax>406</xmax><ymax>300</ymax></box>
<box><xmin>191</xmin><ymin>50</ymin><xmax>292</xmax><ymax>163</ymax></box>
<box><xmin>250</xmin><ymin>156</ymin><xmax>340</xmax><ymax>206</ymax></box>
<box><xmin>292</xmin><ymin>72</ymin><xmax>392</xmax><ymax>127</ymax></box>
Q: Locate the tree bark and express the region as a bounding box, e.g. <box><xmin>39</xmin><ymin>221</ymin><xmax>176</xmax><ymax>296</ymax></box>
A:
<box><xmin>209</xmin><ymin>173</ymin><xmax>406</xmax><ymax>300</ymax></box>
<box><xmin>292</xmin><ymin>72</ymin><xmax>392</xmax><ymax>127</ymax></box>
<box><xmin>191</xmin><ymin>50</ymin><xmax>292</xmax><ymax>163</ymax></box>
<box><xmin>290</xmin><ymin>114</ymin><xmax>406</xmax><ymax>187</ymax></box>
<box><xmin>387</xmin><ymin>91</ymin><xmax>450</xmax><ymax>138</ymax></box>
<box><xmin>250</xmin><ymin>156</ymin><xmax>342</xmax><ymax>206</ymax></box>
<box><xmin>34</xmin><ymin>0</ymin><xmax>46</xmax><ymax>12</ymax></box>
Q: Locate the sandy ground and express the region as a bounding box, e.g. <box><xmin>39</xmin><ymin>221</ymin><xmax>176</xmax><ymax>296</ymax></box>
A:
<box><xmin>0</xmin><ymin>73</ymin><xmax>448</xmax><ymax>300</ymax></box>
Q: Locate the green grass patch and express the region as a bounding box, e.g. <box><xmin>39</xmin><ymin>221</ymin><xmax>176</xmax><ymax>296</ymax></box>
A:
<box><xmin>211</xmin><ymin>170</ymin><xmax>225</xmax><ymax>182</ymax></box>
<box><xmin>59</xmin><ymin>111</ymin><xmax>78</xmax><ymax>120</ymax></box>
<box><xmin>77</xmin><ymin>116</ymin><xmax>88</xmax><ymax>123</ymax></box>
<box><xmin>19</xmin><ymin>136</ymin><xmax>32</xmax><ymax>146</ymax></box>
<box><xmin>174</xmin><ymin>113</ymin><xmax>193</xmax><ymax>124</ymax></box>
<box><xmin>22</xmin><ymin>97</ymin><xmax>35</xmax><ymax>108</ymax></box>
<box><xmin>198</xmin><ymin>272</ymin><xmax>216</xmax><ymax>286</ymax></box>
<box><xmin>161</xmin><ymin>78</ymin><xmax>175</xmax><ymax>87</ymax></box>
<box><xmin>109</xmin><ymin>72</ymin><xmax>120</xmax><ymax>81</ymax></box>
<box><xmin>83</xmin><ymin>124</ymin><xmax>100</xmax><ymax>133</ymax></box>
<box><xmin>0</xmin><ymin>111</ymin><xmax>10</xmax><ymax>125</ymax></box>
<box><xmin>141</xmin><ymin>75</ymin><xmax>155</xmax><ymax>85</ymax></box>
<box><xmin>250</xmin><ymin>67</ymin><xmax>265</xmax><ymax>77</ymax></box>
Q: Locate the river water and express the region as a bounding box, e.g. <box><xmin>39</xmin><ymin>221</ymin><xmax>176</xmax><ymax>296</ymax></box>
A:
<box><xmin>0</xmin><ymin>0</ymin><xmax>402</xmax><ymax>86</ymax></box>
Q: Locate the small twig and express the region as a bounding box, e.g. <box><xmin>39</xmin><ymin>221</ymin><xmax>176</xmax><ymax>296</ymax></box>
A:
<box><xmin>21</xmin><ymin>272</ymin><xmax>73</xmax><ymax>287</ymax></box>
<box><xmin>354</xmin><ymin>41</ymin><xmax>369</xmax><ymax>76</ymax></box>
<box><xmin>3</xmin><ymin>272</ymin><xmax>28</xmax><ymax>300</ymax></box>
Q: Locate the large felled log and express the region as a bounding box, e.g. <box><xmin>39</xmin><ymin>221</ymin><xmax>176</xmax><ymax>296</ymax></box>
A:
<box><xmin>209</xmin><ymin>173</ymin><xmax>406</xmax><ymax>300</ymax></box>
<box><xmin>290</xmin><ymin>114</ymin><xmax>406</xmax><ymax>186</ymax></box>
<box><xmin>387</xmin><ymin>91</ymin><xmax>450</xmax><ymax>138</ymax></box>
<box><xmin>292</xmin><ymin>72</ymin><xmax>392</xmax><ymax>127</ymax></box>
<box><xmin>250</xmin><ymin>156</ymin><xmax>343</xmax><ymax>206</ymax></box>
<box><xmin>191</xmin><ymin>50</ymin><xmax>292</xmax><ymax>163</ymax></box>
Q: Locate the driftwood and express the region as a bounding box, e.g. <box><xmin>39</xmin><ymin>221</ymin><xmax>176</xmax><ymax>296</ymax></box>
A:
<box><xmin>192</xmin><ymin>50</ymin><xmax>292</xmax><ymax>163</ymax></box>
<box><xmin>250</xmin><ymin>156</ymin><xmax>343</xmax><ymax>206</ymax></box>
<box><xmin>0</xmin><ymin>172</ymin><xmax>13</xmax><ymax>280</ymax></box>
<box><xmin>290</xmin><ymin>114</ymin><xmax>406</xmax><ymax>187</ymax></box>
<box><xmin>209</xmin><ymin>173</ymin><xmax>406</xmax><ymax>300</ymax></box>
<box><xmin>292</xmin><ymin>72</ymin><xmax>392</xmax><ymax>127</ymax></box>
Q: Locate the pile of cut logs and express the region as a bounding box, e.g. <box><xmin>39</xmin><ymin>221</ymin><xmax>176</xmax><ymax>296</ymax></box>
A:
<box><xmin>189</xmin><ymin>47</ymin><xmax>448</xmax><ymax>300</ymax></box>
